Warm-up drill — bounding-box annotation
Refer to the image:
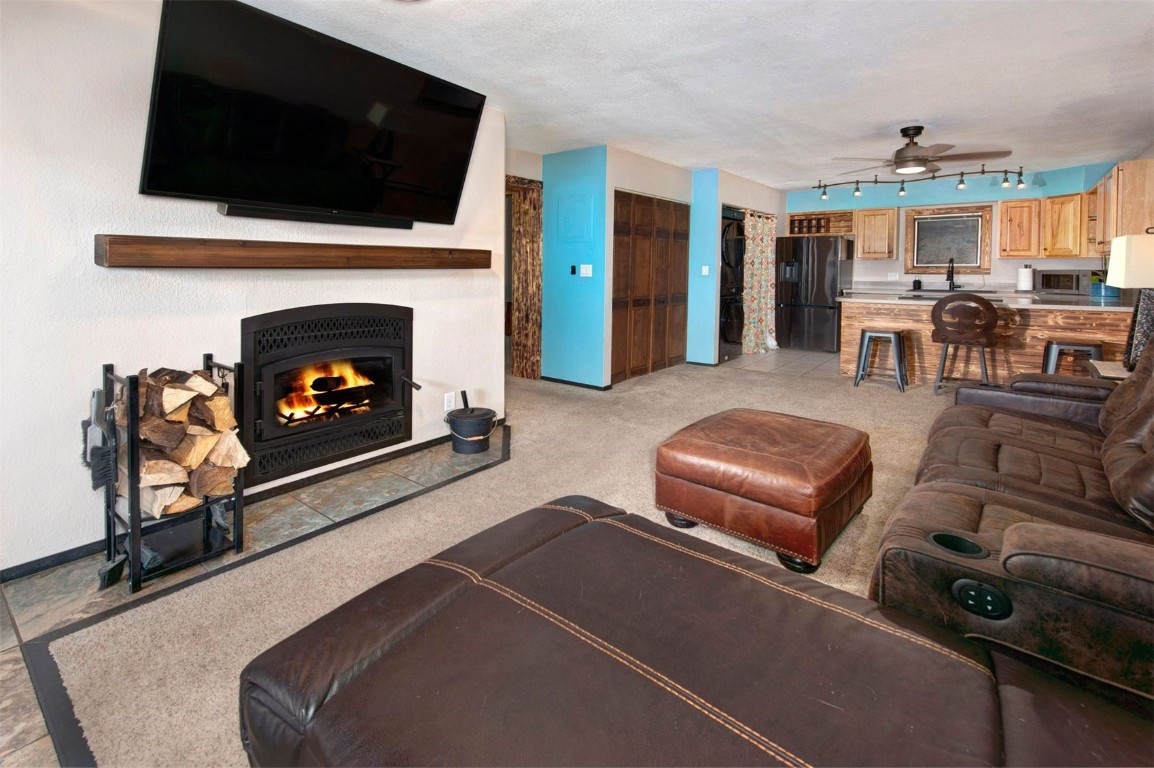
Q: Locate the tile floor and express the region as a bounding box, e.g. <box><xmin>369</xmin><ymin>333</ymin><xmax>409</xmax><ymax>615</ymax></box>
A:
<box><xmin>0</xmin><ymin>351</ymin><xmax>839</xmax><ymax>764</ymax></box>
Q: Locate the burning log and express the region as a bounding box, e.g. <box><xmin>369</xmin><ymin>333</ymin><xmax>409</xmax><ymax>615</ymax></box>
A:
<box><xmin>117</xmin><ymin>367</ymin><xmax>250</xmax><ymax>517</ymax></box>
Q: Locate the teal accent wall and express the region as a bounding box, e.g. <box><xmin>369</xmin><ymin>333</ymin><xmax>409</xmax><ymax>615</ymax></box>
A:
<box><xmin>541</xmin><ymin>146</ymin><xmax>608</xmax><ymax>386</ymax></box>
<box><xmin>787</xmin><ymin>162</ymin><xmax>1116</xmax><ymax>212</ymax></box>
<box><xmin>687</xmin><ymin>169</ymin><xmax>720</xmax><ymax>364</ymax></box>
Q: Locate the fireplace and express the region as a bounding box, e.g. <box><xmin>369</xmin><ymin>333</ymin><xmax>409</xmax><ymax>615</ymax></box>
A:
<box><xmin>241</xmin><ymin>304</ymin><xmax>414</xmax><ymax>485</ymax></box>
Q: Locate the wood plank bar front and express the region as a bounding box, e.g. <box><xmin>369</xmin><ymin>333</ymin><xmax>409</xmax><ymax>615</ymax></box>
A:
<box><xmin>840</xmin><ymin>302</ymin><xmax>1132</xmax><ymax>385</ymax></box>
<box><xmin>95</xmin><ymin>235</ymin><xmax>491</xmax><ymax>269</ymax></box>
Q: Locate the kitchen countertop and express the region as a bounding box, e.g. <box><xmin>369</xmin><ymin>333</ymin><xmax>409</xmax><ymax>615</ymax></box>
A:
<box><xmin>838</xmin><ymin>290</ymin><xmax>1135</xmax><ymax>312</ymax></box>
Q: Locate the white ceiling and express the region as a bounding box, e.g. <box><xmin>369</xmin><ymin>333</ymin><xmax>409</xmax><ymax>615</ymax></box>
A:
<box><xmin>247</xmin><ymin>0</ymin><xmax>1154</xmax><ymax>191</ymax></box>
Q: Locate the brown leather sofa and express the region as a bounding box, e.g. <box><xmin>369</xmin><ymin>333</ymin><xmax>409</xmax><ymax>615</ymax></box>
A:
<box><xmin>870</xmin><ymin>344</ymin><xmax>1154</xmax><ymax>695</ymax></box>
<box><xmin>241</xmin><ymin>496</ymin><xmax>1152</xmax><ymax>766</ymax></box>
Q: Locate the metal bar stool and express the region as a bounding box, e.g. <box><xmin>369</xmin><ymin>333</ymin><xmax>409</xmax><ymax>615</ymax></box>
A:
<box><xmin>853</xmin><ymin>329</ymin><xmax>907</xmax><ymax>392</ymax></box>
<box><xmin>931</xmin><ymin>293</ymin><xmax>1000</xmax><ymax>396</ymax></box>
<box><xmin>1042</xmin><ymin>340</ymin><xmax>1103</xmax><ymax>374</ymax></box>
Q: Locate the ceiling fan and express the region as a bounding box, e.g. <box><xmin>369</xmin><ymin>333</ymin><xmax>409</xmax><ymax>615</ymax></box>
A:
<box><xmin>835</xmin><ymin>125</ymin><xmax>1012</xmax><ymax>176</ymax></box>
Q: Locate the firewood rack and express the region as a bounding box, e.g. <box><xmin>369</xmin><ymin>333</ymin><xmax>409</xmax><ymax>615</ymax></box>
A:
<box><xmin>98</xmin><ymin>354</ymin><xmax>246</xmax><ymax>592</ymax></box>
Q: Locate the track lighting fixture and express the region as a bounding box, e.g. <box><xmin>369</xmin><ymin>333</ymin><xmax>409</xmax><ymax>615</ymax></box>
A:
<box><xmin>812</xmin><ymin>165</ymin><xmax>1028</xmax><ymax>199</ymax></box>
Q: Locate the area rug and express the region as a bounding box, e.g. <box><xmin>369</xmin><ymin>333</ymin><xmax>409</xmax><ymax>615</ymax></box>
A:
<box><xmin>41</xmin><ymin>364</ymin><xmax>948</xmax><ymax>765</ymax></box>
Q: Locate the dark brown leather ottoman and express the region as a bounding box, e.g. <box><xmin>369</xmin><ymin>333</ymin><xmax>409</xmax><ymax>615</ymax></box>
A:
<box><xmin>239</xmin><ymin>496</ymin><xmax>1153</xmax><ymax>767</ymax></box>
<box><xmin>655</xmin><ymin>408</ymin><xmax>872</xmax><ymax>572</ymax></box>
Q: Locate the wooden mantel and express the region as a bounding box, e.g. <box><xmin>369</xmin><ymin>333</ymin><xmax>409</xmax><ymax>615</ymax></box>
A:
<box><xmin>94</xmin><ymin>235</ymin><xmax>491</xmax><ymax>269</ymax></box>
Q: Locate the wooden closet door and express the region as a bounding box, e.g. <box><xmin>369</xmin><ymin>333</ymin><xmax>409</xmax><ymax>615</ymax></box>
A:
<box><xmin>650</xmin><ymin>200</ymin><xmax>672</xmax><ymax>371</ymax></box>
<box><xmin>611</xmin><ymin>192</ymin><xmax>690</xmax><ymax>383</ymax></box>
<box><xmin>628</xmin><ymin>196</ymin><xmax>655</xmax><ymax>379</ymax></box>
<box><xmin>610</xmin><ymin>191</ymin><xmax>633</xmax><ymax>384</ymax></box>
<box><xmin>667</xmin><ymin>202</ymin><xmax>689</xmax><ymax>365</ymax></box>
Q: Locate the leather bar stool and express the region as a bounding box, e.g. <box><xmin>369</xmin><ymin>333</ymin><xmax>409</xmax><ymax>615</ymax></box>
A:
<box><xmin>853</xmin><ymin>329</ymin><xmax>908</xmax><ymax>392</ymax></box>
<box><xmin>931</xmin><ymin>293</ymin><xmax>1000</xmax><ymax>396</ymax></box>
<box><xmin>1042</xmin><ymin>340</ymin><xmax>1103</xmax><ymax>374</ymax></box>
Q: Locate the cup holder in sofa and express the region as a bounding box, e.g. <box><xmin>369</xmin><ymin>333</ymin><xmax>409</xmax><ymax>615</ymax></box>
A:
<box><xmin>928</xmin><ymin>532</ymin><xmax>989</xmax><ymax>559</ymax></box>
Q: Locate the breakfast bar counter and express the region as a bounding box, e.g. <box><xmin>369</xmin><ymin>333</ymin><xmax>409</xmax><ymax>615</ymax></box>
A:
<box><xmin>838</xmin><ymin>292</ymin><xmax>1135</xmax><ymax>386</ymax></box>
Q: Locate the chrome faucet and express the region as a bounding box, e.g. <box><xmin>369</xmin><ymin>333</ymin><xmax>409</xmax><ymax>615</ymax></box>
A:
<box><xmin>946</xmin><ymin>258</ymin><xmax>957</xmax><ymax>291</ymax></box>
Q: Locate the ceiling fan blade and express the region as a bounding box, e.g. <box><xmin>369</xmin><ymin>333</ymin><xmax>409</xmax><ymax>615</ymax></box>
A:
<box><xmin>931</xmin><ymin>149</ymin><xmax>1012</xmax><ymax>163</ymax></box>
<box><xmin>837</xmin><ymin>163</ymin><xmax>891</xmax><ymax>176</ymax></box>
<box><xmin>919</xmin><ymin>143</ymin><xmax>955</xmax><ymax>156</ymax></box>
<box><xmin>831</xmin><ymin>157</ymin><xmax>890</xmax><ymax>162</ymax></box>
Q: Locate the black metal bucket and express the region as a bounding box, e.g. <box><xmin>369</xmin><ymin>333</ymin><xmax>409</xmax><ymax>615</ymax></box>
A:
<box><xmin>445</xmin><ymin>406</ymin><xmax>496</xmax><ymax>454</ymax></box>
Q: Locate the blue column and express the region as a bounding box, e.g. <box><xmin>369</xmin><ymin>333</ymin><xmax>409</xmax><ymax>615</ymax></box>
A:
<box><xmin>687</xmin><ymin>169</ymin><xmax>720</xmax><ymax>364</ymax></box>
<box><xmin>541</xmin><ymin>147</ymin><xmax>608</xmax><ymax>386</ymax></box>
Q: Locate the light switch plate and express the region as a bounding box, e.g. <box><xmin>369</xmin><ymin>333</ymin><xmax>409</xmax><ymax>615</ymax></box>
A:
<box><xmin>701</xmin><ymin>265</ymin><xmax>709</xmax><ymax>276</ymax></box>
<box><xmin>579</xmin><ymin>264</ymin><xmax>593</xmax><ymax>277</ymax></box>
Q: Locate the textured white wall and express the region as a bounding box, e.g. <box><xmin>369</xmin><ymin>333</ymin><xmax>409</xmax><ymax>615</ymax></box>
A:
<box><xmin>0</xmin><ymin>1</ymin><xmax>506</xmax><ymax>569</ymax></box>
<box><xmin>506</xmin><ymin>148</ymin><xmax>543</xmax><ymax>181</ymax></box>
<box><xmin>718</xmin><ymin>171</ymin><xmax>786</xmax><ymax>219</ymax></box>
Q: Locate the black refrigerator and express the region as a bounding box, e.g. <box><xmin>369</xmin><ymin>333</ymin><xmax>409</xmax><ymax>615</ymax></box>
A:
<box><xmin>775</xmin><ymin>236</ymin><xmax>853</xmax><ymax>352</ymax></box>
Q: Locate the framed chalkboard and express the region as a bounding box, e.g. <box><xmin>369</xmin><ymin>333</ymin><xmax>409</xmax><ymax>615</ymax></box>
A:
<box><xmin>904</xmin><ymin>205</ymin><xmax>992</xmax><ymax>274</ymax></box>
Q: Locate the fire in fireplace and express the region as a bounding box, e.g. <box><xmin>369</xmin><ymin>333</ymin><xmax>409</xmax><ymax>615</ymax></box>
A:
<box><xmin>241</xmin><ymin>304</ymin><xmax>414</xmax><ymax>485</ymax></box>
<box><xmin>273</xmin><ymin>358</ymin><xmax>392</xmax><ymax>428</ymax></box>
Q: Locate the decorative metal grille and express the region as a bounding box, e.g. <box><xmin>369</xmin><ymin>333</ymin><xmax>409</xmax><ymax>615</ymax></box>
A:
<box><xmin>252</xmin><ymin>416</ymin><xmax>406</xmax><ymax>480</ymax></box>
<box><xmin>255</xmin><ymin>317</ymin><xmax>405</xmax><ymax>357</ymax></box>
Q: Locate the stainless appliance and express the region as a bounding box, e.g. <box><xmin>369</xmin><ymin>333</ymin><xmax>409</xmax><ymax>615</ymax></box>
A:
<box><xmin>1035</xmin><ymin>269</ymin><xmax>1092</xmax><ymax>295</ymax></box>
<box><xmin>719</xmin><ymin>209</ymin><xmax>745</xmax><ymax>360</ymax></box>
<box><xmin>775</xmin><ymin>236</ymin><xmax>854</xmax><ymax>352</ymax></box>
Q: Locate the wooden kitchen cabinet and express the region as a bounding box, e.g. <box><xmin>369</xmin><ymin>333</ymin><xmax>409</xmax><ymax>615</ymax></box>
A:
<box><xmin>1041</xmin><ymin>193</ymin><xmax>1083</xmax><ymax>258</ymax></box>
<box><xmin>1088</xmin><ymin>159</ymin><xmax>1153</xmax><ymax>257</ymax></box>
<box><xmin>853</xmin><ymin>208</ymin><xmax>897</xmax><ymax>259</ymax></box>
<box><xmin>998</xmin><ymin>198</ymin><xmax>1041</xmax><ymax>258</ymax></box>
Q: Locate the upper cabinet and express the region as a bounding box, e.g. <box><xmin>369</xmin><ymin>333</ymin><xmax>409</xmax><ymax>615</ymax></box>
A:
<box><xmin>998</xmin><ymin>198</ymin><xmax>1041</xmax><ymax>258</ymax></box>
<box><xmin>1089</xmin><ymin>159</ymin><xmax>1154</xmax><ymax>257</ymax></box>
<box><xmin>853</xmin><ymin>208</ymin><xmax>898</xmax><ymax>259</ymax></box>
<box><xmin>1041</xmin><ymin>193</ymin><xmax>1083</xmax><ymax>258</ymax></box>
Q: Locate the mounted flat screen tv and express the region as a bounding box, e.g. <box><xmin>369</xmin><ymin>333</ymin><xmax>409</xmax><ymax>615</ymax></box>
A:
<box><xmin>139</xmin><ymin>0</ymin><xmax>486</xmax><ymax>228</ymax></box>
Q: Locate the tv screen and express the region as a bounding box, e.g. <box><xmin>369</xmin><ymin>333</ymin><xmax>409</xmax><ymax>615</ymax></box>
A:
<box><xmin>140</xmin><ymin>0</ymin><xmax>486</xmax><ymax>226</ymax></box>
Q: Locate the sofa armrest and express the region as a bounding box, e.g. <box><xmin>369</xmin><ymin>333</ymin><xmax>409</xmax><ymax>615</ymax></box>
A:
<box><xmin>954</xmin><ymin>385</ymin><xmax>1105</xmax><ymax>428</ymax></box>
<box><xmin>1008</xmin><ymin>374</ymin><xmax>1117</xmax><ymax>402</ymax></box>
<box><xmin>1001</xmin><ymin>523</ymin><xmax>1154</xmax><ymax>616</ymax></box>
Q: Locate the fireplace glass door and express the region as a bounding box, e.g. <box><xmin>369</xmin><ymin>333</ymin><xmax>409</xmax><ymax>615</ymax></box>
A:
<box><xmin>260</xmin><ymin>351</ymin><xmax>400</xmax><ymax>441</ymax></box>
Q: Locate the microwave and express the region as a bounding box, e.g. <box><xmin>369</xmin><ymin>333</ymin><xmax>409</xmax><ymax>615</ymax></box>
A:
<box><xmin>1035</xmin><ymin>270</ymin><xmax>1092</xmax><ymax>294</ymax></box>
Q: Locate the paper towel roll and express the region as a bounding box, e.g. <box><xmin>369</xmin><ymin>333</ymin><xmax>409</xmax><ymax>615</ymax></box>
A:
<box><xmin>1017</xmin><ymin>266</ymin><xmax>1034</xmax><ymax>291</ymax></box>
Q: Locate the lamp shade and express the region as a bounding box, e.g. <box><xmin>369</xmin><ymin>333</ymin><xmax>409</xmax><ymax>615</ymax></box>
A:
<box><xmin>1106</xmin><ymin>235</ymin><xmax>1154</xmax><ymax>288</ymax></box>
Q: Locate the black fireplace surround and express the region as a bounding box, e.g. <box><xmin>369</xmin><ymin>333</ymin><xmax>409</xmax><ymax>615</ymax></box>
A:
<box><xmin>241</xmin><ymin>303</ymin><xmax>414</xmax><ymax>485</ymax></box>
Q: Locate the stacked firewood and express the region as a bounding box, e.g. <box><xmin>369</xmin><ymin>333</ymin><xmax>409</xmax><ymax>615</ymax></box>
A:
<box><xmin>115</xmin><ymin>368</ymin><xmax>250</xmax><ymax>518</ymax></box>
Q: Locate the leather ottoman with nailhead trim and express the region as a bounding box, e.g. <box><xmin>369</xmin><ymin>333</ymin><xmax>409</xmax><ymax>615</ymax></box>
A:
<box><xmin>655</xmin><ymin>408</ymin><xmax>873</xmax><ymax>572</ymax></box>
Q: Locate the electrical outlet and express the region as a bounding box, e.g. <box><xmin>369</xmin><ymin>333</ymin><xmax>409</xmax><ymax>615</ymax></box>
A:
<box><xmin>443</xmin><ymin>392</ymin><xmax>455</xmax><ymax>411</ymax></box>
<box><xmin>887</xmin><ymin>272</ymin><xmax>899</xmax><ymax>281</ymax></box>
<box><xmin>701</xmin><ymin>265</ymin><xmax>710</xmax><ymax>276</ymax></box>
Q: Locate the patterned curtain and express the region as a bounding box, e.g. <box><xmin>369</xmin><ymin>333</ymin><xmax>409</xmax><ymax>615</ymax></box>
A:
<box><xmin>505</xmin><ymin>175</ymin><xmax>543</xmax><ymax>379</ymax></box>
<box><xmin>741</xmin><ymin>210</ymin><xmax>778</xmax><ymax>353</ymax></box>
<box><xmin>1124</xmin><ymin>288</ymin><xmax>1154</xmax><ymax>370</ymax></box>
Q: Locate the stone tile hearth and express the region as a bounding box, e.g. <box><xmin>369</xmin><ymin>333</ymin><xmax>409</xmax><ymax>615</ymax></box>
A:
<box><xmin>2</xmin><ymin>436</ymin><xmax>504</xmax><ymax>644</ymax></box>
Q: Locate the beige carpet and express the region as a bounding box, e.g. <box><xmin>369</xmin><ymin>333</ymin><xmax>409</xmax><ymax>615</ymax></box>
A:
<box><xmin>49</xmin><ymin>364</ymin><xmax>948</xmax><ymax>766</ymax></box>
